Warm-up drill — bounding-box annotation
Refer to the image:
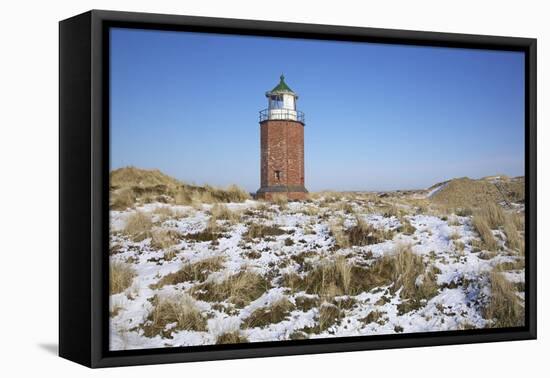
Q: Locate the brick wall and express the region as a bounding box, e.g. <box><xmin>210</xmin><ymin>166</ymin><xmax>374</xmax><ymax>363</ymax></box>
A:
<box><xmin>258</xmin><ymin>119</ymin><xmax>307</xmax><ymax>200</ymax></box>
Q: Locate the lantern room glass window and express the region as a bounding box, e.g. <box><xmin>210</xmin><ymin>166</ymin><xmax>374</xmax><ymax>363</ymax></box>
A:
<box><xmin>269</xmin><ymin>95</ymin><xmax>284</xmax><ymax>109</ymax></box>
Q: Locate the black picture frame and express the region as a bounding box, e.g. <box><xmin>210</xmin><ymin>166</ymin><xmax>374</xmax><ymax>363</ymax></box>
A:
<box><xmin>59</xmin><ymin>9</ymin><xmax>537</xmax><ymax>368</ymax></box>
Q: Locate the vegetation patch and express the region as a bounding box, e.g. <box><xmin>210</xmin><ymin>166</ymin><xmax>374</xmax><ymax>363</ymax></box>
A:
<box><xmin>398</xmin><ymin>217</ymin><xmax>417</xmax><ymax>235</ymax></box>
<box><xmin>150</xmin><ymin>229</ymin><xmax>182</xmax><ymax>250</ymax></box>
<box><xmin>216</xmin><ymin>331</ymin><xmax>249</xmax><ymax>344</ymax></box>
<box><xmin>483</xmin><ymin>269</ymin><xmax>524</xmax><ymax>328</ymax></box>
<box><xmin>345</xmin><ymin>216</ymin><xmax>394</xmax><ymax>246</ymax></box>
<box><xmin>151</xmin><ymin>256</ymin><xmax>225</xmax><ymax>289</ymax></box>
<box><xmin>123</xmin><ymin>211</ymin><xmax>153</xmax><ymax>241</ymax></box>
<box><xmin>210</xmin><ymin>204</ymin><xmax>240</xmax><ymax>223</ymax></box>
<box><xmin>318</xmin><ymin>303</ymin><xmax>344</xmax><ymax>332</ymax></box>
<box><xmin>360</xmin><ymin>310</ymin><xmax>386</xmax><ymax>325</ymax></box>
<box><xmin>472</xmin><ymin>215</ymin><xmax>498</xmax><ymax>251</ymax></box>
<box><xmin>294</xmin><ymin>295</ymin><xmax>321</xmax><ymax>312</ymax></box>
<box><xmin>244</xmin><ymin>223</ymin><xmax>286</xmax><ymax>240</ymax></box>
<box><xmin>110</xmin><ymin>261</ymin><xmax>136</xmax><ymax>295</ymax></box>
<box><xmin>191</xmin><ymin>271</ymin><xmax>271</xmax><ymax>308</ymax></box>
<box><xmin>241</xmin><ymin>298</ymin><xmax>295</xmax><ymax>328</ymax></box>
<box><xmin>142</xmin><ymin>294</ymin><xmax>207</xmax><ymax>338</ymax></box>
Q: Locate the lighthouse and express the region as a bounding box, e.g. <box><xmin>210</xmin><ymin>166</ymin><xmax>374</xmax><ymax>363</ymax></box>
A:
<box><xmin>256</xmin><ymin>75</ymin><xmax>308</xmax><ymax>200</ymax></box>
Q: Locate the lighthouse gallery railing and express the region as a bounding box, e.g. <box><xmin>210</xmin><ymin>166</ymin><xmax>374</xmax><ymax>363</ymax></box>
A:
<box><xmin>259</xmin><ymin>109</ymin><xmax>305</xmax><ymax>124</ymax></box>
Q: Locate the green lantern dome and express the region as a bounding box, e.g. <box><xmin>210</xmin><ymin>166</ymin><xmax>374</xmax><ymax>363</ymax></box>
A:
<box><xmin>269</xmin><ymin>74</ymin><xmax>295</xmax><ymax>94</ymax></box>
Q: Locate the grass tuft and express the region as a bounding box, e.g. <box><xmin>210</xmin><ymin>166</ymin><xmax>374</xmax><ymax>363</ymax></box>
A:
<box><xmin>123</xmin><ymin>211</ymin><xmax>153</xmax><ymax>241</ymax></box>
<box><xmin>191</xmin><ymin>271</ymin><xmax>271</xmax><ymax>308</ymax></box>
<box><xmin>150</xmin><ymin>229</ymin><xmax>182</xmax><ymax>250</ymax></box>
<box><xmin>216</xmin><ymin>331</ymin><xmax>249</xmax><ymax>344</ymax></box>
<box><xmin>241</xmin><ymin>298</ymin><xmax>295</xmax><ymax>328</ymax></box>
<box><xmin>110</xmin><ymin>261</ymin><xmax>136</xmax><ymax>294</ymax></box>
<box><xmin>151</xmin><ymin>256</ymin><xmax>226</xmax><ymax>288</ymax></box>
<box><xmin>142</xmin><ymin>294</ymin><xmax>207</xmax><ymax>338</ymax></box>
<box><xmin>472</xmin><ymin>215</ymin><xmax>498</xmax><ymax>251</ymax></box>
<box><xmin>483</xmin><ymin>269</ymin><xmax>524</xmax><ymax>328</ymax></box>
<box><xmin>244</xmin><ymin>223</ymin><xmax>286</xmax><ymax>240</ymax></box>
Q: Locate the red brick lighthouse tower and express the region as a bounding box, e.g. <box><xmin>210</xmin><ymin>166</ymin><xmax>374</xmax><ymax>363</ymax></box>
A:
<box><xmin>257</xmin><ymin>75</ymin><xmax>308</xmax><ymax>200</ymax></box>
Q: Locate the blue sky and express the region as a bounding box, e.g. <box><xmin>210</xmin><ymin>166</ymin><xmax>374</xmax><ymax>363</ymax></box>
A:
<box><xmin>110</xmin><ymin>28</ymin><xmax>525</xmax><ymax>191</ymax></box>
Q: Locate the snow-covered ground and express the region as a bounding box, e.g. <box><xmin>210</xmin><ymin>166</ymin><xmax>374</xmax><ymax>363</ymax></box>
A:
<box><xmin>109</xmin><ymin>195</ymin><xmax>525</xmax><ymax>350</ymax></box>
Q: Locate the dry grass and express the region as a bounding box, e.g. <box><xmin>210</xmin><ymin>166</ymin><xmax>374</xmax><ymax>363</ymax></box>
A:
<box><xmin>244</xmin><ymin>223</ymin><xmax>286</xmax><ymax>240</ymax></box>
<box><xmin>398</xmin><ymin>217</ymin><xmax>417</xmax><ymax>235</ymax></box>
<box><xmin>272</xmin><ymin>194</ymin><xmax>288</xmax><ymax>209</ymax></box>
<box><xmin>329</xmin><ymin>218</ymin><xmax>350</xmax><ymax>249</ymax></box>
<box><xmin>303</xmin><ymin>205</ymin><xmax>320</xmax><ymax>216</ymax></box>
<box><xmin>385</xmin><ymin>244</ymin><xmax>438</xmax><ymax>300</ymax></box>
<box><xmin>360</xmin><ymin>310</ymin><xmax>386</xmax><ymax>325</ymax></box>
<box><xmin>241</xmin><ymin>298</ymin><xmax>295</xmax><ymax>328</ymax></box>
<box><xmin>151</xmin><ymin>256</ymin><xmax>226</xmax><ymax>288</ymax></box>
<box><xmin>332</xmin><ymin>201</ymin><xmax>355</xmax><ymax>214</ymax></box>
<box><xmin>430</xmin><ymin>177</ymin><xmax>523</xmax><ymax>208</ymax></box>
<box><xmin>216</xmin><ymin>331</ymin><xmax>249</xmax><ymax>344</ymax></box>
<box><xmin>330</xmin><ymin>216</ymin><xmax>393</xmax><ymax>249</ymax></box>
<box><xmin>111</xmin><ymin>167</ymin><xmax>250</xmax><ymax>207</ymax></box>
<box><xmin>183</xmin><ymin>217</ymin><xmax>225</xmax><ymax>242</ymax></box>
<box><xmin>483</xmin><ymin>269</ymin><xmax>524</xmax><ymax>328</ymax></box>
<box><xmin>472</xmin><ymin>215</ymin><xmax>498</xmax><ymax>251</ymax></box>
<box><xmin>346</xmin><ymin>216</ymin><xmax>394</xmax><ymax>247</ymax></box>
<box><xmin>318</xmin><ymin>303</ymin><xmax>343</xmax><ymax>331</ymax></box>
<box><xmin>150</xmin><ymin>229</ymin><xmax>182</xmax><ymax>250</ymax></box>
<box><xmin>283</xmin><ymin>255</ymin><xmax>380</xmax><ymax>298</ymax></box>
<box><xmin>191</xmin><ymin>271</ymin><xmax>271</xmax><ymax>308</ymax></box>
<box><xmin>294</xmin><ymin>296</ymin><xmax>321</xmax><ymax>312</ymax></box>
<box><xmin>477</xmin><ymin>203</ymin><xmax>506</xmax><ymax>229</ymax></box>
<box><xmin>152</xmin><ymin>206</ymin><xmax>177</xmax><ymax>223</ymax></box>
<box><xmin>110</xmin><ymin>262</ymin><xmax>136</xmax><ymax>294</ymax></box>
<box><xmin>142</xmin><ymin>294</ymin><xmax>207</xmax><ymax>337</ymax></box>
<box><xmin>111</xmin><ymin>166</ymin><xmax>183</xmax><ymax>188</ymax></box>
<box><xmin>449</xmin><ymin>230</ymin><xmax>461</xmax><ymax>240</ymax></box>
<box><xmin>510</xmin><ymin>212</ymin><xmax>525</xmax><ymax>231</ymax></box>
<box><xmin>381</xmin><ymin>203</ymin><xmax>401</xmax><ymax>218</ymax></box>
<box><xmin>111</xmin><ymin>188</ymin><xmax>135</xmax><ymax>210</ymax></box>
<box><xmin>123</xmin><ymin>211</ymin><xmax>153</xmax><ymax>241</ymax></box>
<box><xmin>503</xmin><ymin>215</ymin><xmax>523</xmax><ymax>254</ymax></box>
<box><xmin>210</xmin><ymin>204</ymin><xmax>240</xmax><ymax>223</ymax></box>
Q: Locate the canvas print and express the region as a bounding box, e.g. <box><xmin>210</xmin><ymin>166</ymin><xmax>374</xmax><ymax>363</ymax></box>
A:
<box><xmin>108</xmin><ymin>28</ymin><xmax>526</xmax><ymax>351</ymax></box>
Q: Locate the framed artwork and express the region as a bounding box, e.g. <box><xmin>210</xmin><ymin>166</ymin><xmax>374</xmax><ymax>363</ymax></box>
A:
<box><xmin>59</xmin><ymin>10</ymin><xmax>536</xmax><ymax>368</ymax></box>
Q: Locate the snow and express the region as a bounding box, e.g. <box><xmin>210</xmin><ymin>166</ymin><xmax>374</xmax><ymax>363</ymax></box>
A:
<box><xmin>426</xmin><ymin>182</ymin><xmax>448</xmax><ymax>198</ymax></box>
<box><xmin>109</xmin><ymin>196</ymin><xmax>525</xmax><ymax>350</ymax></box>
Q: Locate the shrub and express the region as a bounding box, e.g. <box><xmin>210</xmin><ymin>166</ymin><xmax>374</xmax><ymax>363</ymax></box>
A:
<box><xmin>110</xmin><ymin>262</ymin><xmax>136</xmax><ymax>294</ymax></box>
<box><xmin>142</xmin><ymin>294</ymin><xmax>207</xmax><ymax>337</ymax></box>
